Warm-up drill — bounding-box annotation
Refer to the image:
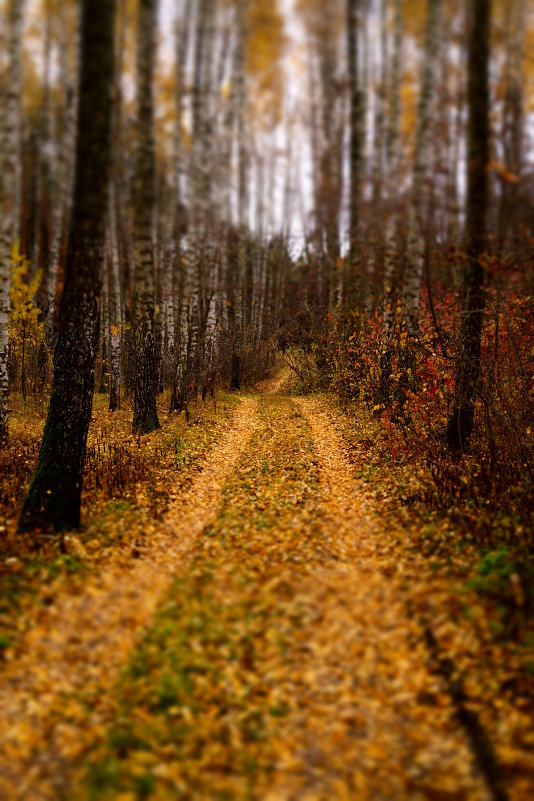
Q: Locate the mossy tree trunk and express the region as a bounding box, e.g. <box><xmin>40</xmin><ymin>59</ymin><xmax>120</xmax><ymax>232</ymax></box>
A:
<box><xmin>18</xmin><ymin>0</ymin><xmax>115</xmax><ymax>533</ymax></box>
<box><xmin>445</xmin><ymin>0</ymin><xmax>491</xmax><ymax>453</ymax></box>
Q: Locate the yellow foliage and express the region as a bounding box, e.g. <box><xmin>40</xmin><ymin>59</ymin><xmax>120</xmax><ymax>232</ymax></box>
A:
<box><xmin>402</xmin><ymin>0</ymin><xmax>427</xmax><ymax>41</ymax></box>
<box><xmin>221</xmin><ymin>79</ymin><xmax>231</xmax><ymax>101</ymax></box>
<box><xmin>400</xmin><ymin>72</ymin><xmax>417</xmax><ymax>141</ymax></box>
<box><xmin>246</xmin><ymin>0</ymin><xmax>286</xmax><ymax>126</ymax></box>
<box><xmin>21</xmin><ymin>51</ymin><xmax>43</xmax><ymax>115</ymax></box>
<box><xmin>9</xmin><ymin>242</ymin><xmax>46</xmax><ymax>365</ymax></box>
<box><xmin>246</xmin><ymin>1</ymin><xmax>285</xmax><ymax>80</ymax></box>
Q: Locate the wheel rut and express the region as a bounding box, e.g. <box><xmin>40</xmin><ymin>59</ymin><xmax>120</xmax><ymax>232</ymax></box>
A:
<box><xmin>69</xmin><ymin>393</ymin><xmax>489</xmax><ymax>801</ymax></box>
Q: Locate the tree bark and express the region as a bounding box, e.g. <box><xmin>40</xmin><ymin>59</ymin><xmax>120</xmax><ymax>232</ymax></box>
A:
<box><xmin>132</xmin><ymin>0</ymin><xmax>160</xmax><ymax>434</ymax></box>
<box><xmin>445</xmin><ymin>0</ymin><xmax>491</xmax><ymax>453</ymax></box>
<box><xmin>496</xmin><ymin>0</ymin><xmax>525</xmax><ymax>249</ymax></box>
<box><xmin>397</xmin><ymin>0</ymin><xmax>441</xmax><ymax>408</ymax></box>
<box><xmin>379</xmin><ymin>0</ymin><xmax>403</xmax><ymax>403</ymax></box>
<box><xmin>0</xmin><ymin>0</ymin><xmax>24</xmax><ymax>447</ymax></box>
<box><xmin>108</xmin><ymin>186</ymin><xmax>122</xmax><ymax>411</ymax></box>
<box><xmin>230</xmin><ymin>0</ymin><xmax>247</xmax><ymax>391</ymax></box>
<box><xmin>46</xmin><ymin>0</ymin><xmax>80</xmax><ymax>351</ymax></box>
<box><xmin>402</xmin><ymin>0</ymin><xmax>442</xmax><ymax>339</ymax></box>
<box><xmin>347</xmin><ymin>0</ymin><xmax>364</xmax><ymax>272</ymax></box>
<box><xmin>18</xmin><ymin>0</ymin><xmax>115</xmax><ymax>532</ymax></box>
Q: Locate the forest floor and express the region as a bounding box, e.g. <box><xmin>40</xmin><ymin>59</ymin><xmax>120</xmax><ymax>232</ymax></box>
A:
<box><xmin>0</xmin><ymin>374</ymin><xmax>533</xmax><ymax>800</ymax></box>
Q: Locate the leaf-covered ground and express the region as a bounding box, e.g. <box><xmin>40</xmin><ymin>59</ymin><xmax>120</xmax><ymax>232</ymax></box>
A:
<box><xmin>0</xmin><ymin>391</ymin><xmax>241</xmax><ymax>643</ymax></box>
<box><xmin>0</xmin><ymin>393</ymin><xmax>258</xmax><ymax>799</ymax></box>
<box><xmin>0</xmin><ymin>382</ymin><xmax>532</xmax><ymax>800</ymax></box>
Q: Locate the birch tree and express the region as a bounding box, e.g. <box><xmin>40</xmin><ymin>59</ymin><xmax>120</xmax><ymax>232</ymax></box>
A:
<box><xmin>132</xmin><ymin>0</ymin><xmax>160</xmax><ymax>433</ymax></box>
<box><xmin>404</xmin><ymin>0</ymin><xmax>442</xmax><ymax>327</ymax></box>
<box><xmin>399</xmin><ymin>0</ymin><xmax>442</xmax><ymax>394</ymax></box>
<box><xmin>108</xmin><ymin>186</ymin><xmax>122</xmax><ymax>411</ymax></box>
<box><xmin>379</xmin><ymin>0</ymin><xmax>402</xmax><ymax>402</ymax></box>
<box><xmin>496</xmin><ymin>0</ymin><xmax>526</xmax><ymax>248</ymax></box>
<box><xmin>45</xmin><ymin>0</ymin><xmax>80</xmax><ymax>349</ymax></box>
<box><xmin>169</xmin><ymin>0</ymin><xmax>194</xmax><ymax>413</ymax></box>
<box><xmin>446</xmin><ymin>0</ymin><xmax>491</xmax><ymax>452</ymax></box>
<box><xmin>19</xmin><ymin>0</ymin><xmax>115</xmax><ymax>532</ymax></box>
<box><xmin>230</xmin><ymin>0</ymin><xmax>247</xmax><ymax>390</ymax></box>
<box><xmin>0</xmin><ymin>0</ymin><xmax>24</xmax><ymax>446</ymax></box>
<box><xmin>347</xmin><ymin>0</ymin><xmax>364</xmax><ymax>283</ymax></box>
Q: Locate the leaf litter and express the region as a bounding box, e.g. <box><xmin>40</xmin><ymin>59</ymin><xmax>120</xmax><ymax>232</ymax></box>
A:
<box><xmin>0</xmin><ymin>396</ymin><xmax>259</xmax><ymax>800</ymax></box>
<box><xmin>1</xmin><ymin>385</ymin><xmax>531</xmax><ymax>801</ymax></box>
<box><xmin>76</xmin><ymin>395</ymin><xmax>490</xmax><ymax>800</ymax></box>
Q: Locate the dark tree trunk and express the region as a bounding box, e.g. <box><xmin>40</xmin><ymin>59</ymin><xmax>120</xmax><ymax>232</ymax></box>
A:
<box><xmin>132</xmin><ymin>0</ymin><xmax>160</xmax><ymax>434</ymax></box>
<box><xmin>18</xmin><ymin>0</ymin><xmax>115</xmax><ymax>533</ymax></box>
<box><xmin>230</xmin><ymin>352</ymin><xmax>241</xmax><ymax>392</ymax></box>
<box><xmin>347</xmin><ymin>0</ymin><xmax>363</xmax><ymax>268</ymax></box>
<box><xmin>446</xmin><ymin>0</ymin><xmax>491</xmax><ymax>453</ymax></box>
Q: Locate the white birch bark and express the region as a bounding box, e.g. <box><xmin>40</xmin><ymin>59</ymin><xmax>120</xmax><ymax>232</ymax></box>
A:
<box><xmin>381</xmin><ymin>0</ymin><xmax>402</xmax><ymax>340</ymax></box>
<box><xmin>497</xmin><ymin>0</ymin><xmax>526</xmax><ymax>247</ymax></box>
<box><xmin>379</xmin><ymin>0</ymin><xmax>403</xmax><ymax>400</ymax></box>
<box><xmin>46</xmin><ymin>0</ymin><xmax>80</xmax><ymax>346</ymax></box>
<box><xmin>229</xmin><ymin>0</ymin><xmax>247</xmax><ymax>390</ymax></box>
<box><xmin>402</xmin><ymin>0</ymin><xmax>442</xmax><ymax>338</ymax></box>
<box><xmin>0</xmin><ymin>0</ymin><xmax>24</xmax><ymax>445</ymax></box>
<box><xmin>366</xmin><ymin>0</ymin><xmax>388</xmax><ymax>311</ymax></box>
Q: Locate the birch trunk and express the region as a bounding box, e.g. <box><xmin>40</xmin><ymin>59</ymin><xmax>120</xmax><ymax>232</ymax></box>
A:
<box><xmin>366</xmin><ymin>0</ymin><xmax>388</xmax><ymax>310</ymax></box>
<box><xmin>46</xmin><ymin>0</ymin><xmax>80</xmax><ymax>348</ymax></box>
<box><xmin>347</xmin><ymin>0</ymin><xmax>363</xmax><ymax>270</ymax></box>
<box><xmin>186</xmin><ymin>0</ymin><xmax>214</xmax><ymax>403</ymax></box>
<box><xmin>446</xmin><ymin>0</ymin><xmax>491</xmax><ymax>452</ymax></box>
<box><xmin>0</xmin><ymin>0</ymin><xmax>24</xmax><ymax>446</ymax></box>
<box><xmin>394</xmin><ymin>0</ymin><xmax>441</xmax><ymax>410</ymax></box>
<box><xmin>169</xmin><ymin>0</ymin><xmax>194</xmax><ymax>413</ymax></box>
<box><xmin>106</xmin><ymin>0</ymin><xmax>128</xmax><ymax>412</ymax></box>
<box><xmin>18</xmin><ymin>0</ymin><xmax>115</xmax><ymax>532</ymax></box>
<box><xmin>108</xmin><ymin>185</ymin><xmax>122</xmax><ymax>411</ymax></box>
<box><xmin>230</xmin><ymin>0</ymin><xmax>247</xmax><ymax>391</ymax></box>
<box><xmin>402</xmin><ymin>0</ymin><xmax>442</xmax><ymax>339</ymax></box>
<box><xmin>98</xmin><ymin>256</ymin><xmax>110</xmax><ymax>393</ymax></box>
<box><xmin>497</xmin><ymin>0</ymin><xmax>525</xmax><ymax>248</ymax></box>
<box><xmin>379</xmin><ymin>0</ymin><xmax>402</xmax><ymax>403</ymax></box>
<box><xmin>132</xmin><ymin>0</ymin><xmax>160</xmax><ymax>434</ymax></box>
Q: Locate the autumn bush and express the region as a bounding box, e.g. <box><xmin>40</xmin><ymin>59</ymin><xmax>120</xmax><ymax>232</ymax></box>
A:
<box><xmin>8</xmin><ymin>246</ymin><xmax>49</xmax><ymax>400</ymax></box>
<box><xmin>0</xmin><ymin>391</ymin><xmax>240</xmax><ymax>549</ymax></box>
<box><xmin>295</xmin><ymin>253</ymin><xmax>534</xmax><ymax>550</ymax></box>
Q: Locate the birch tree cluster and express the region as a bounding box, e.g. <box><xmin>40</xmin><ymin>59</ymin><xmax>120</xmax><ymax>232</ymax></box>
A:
<box><xmin>287</xmin><ymin>0</ymin><xmax>533</xmax><ymax>462</ymax></box>
<box><xmin>0</xmin><ymin>0</ymin><xmax>533</xmax><ymax>531</ymax></box>
<box><xmin>0</xmin><ymin>0</ymin><xmax>289</xmax><ymax>442</ymax></box>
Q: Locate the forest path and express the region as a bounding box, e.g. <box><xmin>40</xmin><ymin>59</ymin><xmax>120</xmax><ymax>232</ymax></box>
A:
<box><xmin>0</xmin><ymin>396</ymin><xmax>259</xmax><ymax>801</ymax></box>
<box><xmin>71</xmin><ymin>392</ymin><xmax>490</xmax><ymax>801</ymax></box>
